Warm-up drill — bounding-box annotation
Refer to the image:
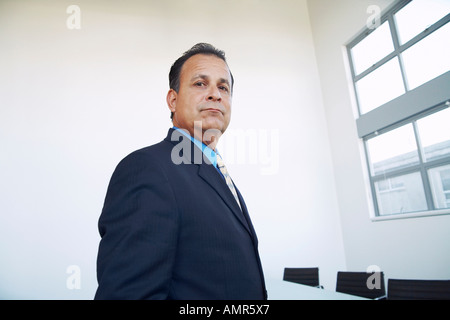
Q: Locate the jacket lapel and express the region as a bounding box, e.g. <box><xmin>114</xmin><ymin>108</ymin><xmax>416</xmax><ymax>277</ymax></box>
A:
<box><xmin>197</xmin><ymin>164</ymin><xmax>252</xmax><ymax>235</ymax></box>
<box><xmin>164</xmin><ymin>128</ymin><xmax>252</xmax><ymax>236</ymax></box>
<box><xmin>234</xmin><ymin>186</ymin><xmax>258</xmax><ymax>244</ymax></box>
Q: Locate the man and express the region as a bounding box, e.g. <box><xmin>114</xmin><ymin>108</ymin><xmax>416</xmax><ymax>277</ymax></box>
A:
<box><xmin>95</xmin><ymin>43</ymin><xmax>266</xmax><ymax>300</ymax></box>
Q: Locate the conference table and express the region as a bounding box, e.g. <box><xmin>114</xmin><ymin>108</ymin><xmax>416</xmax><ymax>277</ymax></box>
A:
<box><xmin>265</xmin><ymin>279</ymin><xmax>368</xmax><ymax>300</ymax></box>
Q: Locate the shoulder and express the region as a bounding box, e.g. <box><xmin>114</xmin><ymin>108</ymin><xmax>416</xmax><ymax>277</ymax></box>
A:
<box><xmin>105</xmin><ymin>140</ymin><xmax>174</xmax><ymax>187</ymax></box>
<box><xmin>116</xmin><ymin>128</ymin><xmax>182</xmax><ymax>167</ymax></box>
<box><xmin>118</xmin><ymin>140</ymin><xmax>172</xmax><ymax>168</ymax></box>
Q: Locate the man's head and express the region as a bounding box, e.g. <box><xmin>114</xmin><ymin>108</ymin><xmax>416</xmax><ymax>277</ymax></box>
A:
<box><xmin>166</xmin><ymin>43</ymin><xmax>234</xmax><ymax>148</ymax></box>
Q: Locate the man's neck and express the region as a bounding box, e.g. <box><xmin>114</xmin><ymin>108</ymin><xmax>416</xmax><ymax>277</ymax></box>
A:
<box><xmin>173</xmin><ymin>126</ymin><xmax>221</xmax><ymax>151</ymax></box>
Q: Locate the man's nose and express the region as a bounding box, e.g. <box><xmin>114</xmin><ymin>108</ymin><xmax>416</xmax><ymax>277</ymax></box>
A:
<box><xmin>207</xmin><ymin>87</ymin><xmax>221</xmax><ymax>102</ymax></box>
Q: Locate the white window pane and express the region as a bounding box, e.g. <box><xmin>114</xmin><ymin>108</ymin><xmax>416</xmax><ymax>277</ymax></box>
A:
<box><xmin>366</xmin><ymin>124</ymin><xmax>419</xmax><ymax>176</ymax></box>
<box><xmin>351</xmin><ymin>22</ymin><xmax>394</xmax><ymax>75</ymax></box>
<box><xmin>428</xmin><ymin>165</ymin><xmax>450</xmax><ymax>209</ymax></box>
<box><xmin>417</xmin><ymin>107</ymin><xmax>450</xmax><ymax>162</ymax></box>
<box><xmin>402</xmin><ymin>22</ymin><xmax>450</xmax><ymax>90</ymax></box>
<box><xmin>395</xmin><ymin>0</ymin><xmax>450</xmax><ymax>45</ymax></box>
<box><xmin>356</xmin><ymin>58</ymin><xmax>405</xmax><ymax>114</ymax></box>
<box><xmin>375</xmin><ymin>172</ymin><xmax>428</xmax><ymax>215</ymax></box>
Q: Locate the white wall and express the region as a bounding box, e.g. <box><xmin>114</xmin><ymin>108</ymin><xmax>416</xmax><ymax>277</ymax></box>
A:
<box><xmin>307</xmin><ymin>0</ymin><xmax>450</xmax><ymax>282</ymax></box>
<box><xmin>0</xmin><ymin>0</ymin><xmax>345</xmax><ymax>299</ymax></box>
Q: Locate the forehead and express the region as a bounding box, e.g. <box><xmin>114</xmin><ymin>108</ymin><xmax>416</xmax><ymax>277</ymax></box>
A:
<box><xmin>180</xmin><ymin>54</ymin><xmax>231</xmax><ymax>82</ymax></box>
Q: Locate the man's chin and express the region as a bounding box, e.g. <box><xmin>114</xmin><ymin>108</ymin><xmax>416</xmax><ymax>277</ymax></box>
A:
<box><xmin>197</xmin><ymin>119</ymin><xmax>228</xmax><ymax>134</ymax></box>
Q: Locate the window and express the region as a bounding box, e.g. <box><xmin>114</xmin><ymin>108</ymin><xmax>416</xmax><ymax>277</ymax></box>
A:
<box><xmin>402</xmin><ymin>22</ymin><xmax>450</xmax><ymax>90</ymax></box>
<box><xmin>366</xmin><ymin>108</ymin><xmax>450</xmax><ymax>217</ymax></box>
<box><xmin>346</xmin><ymin>0</ymin><xmax>450</xmax><ymax>219</ymax></box>
<box><xmin>355</xmin><ymin>57</ymin><xmax>405</xmax><ymax>114</ymax></box>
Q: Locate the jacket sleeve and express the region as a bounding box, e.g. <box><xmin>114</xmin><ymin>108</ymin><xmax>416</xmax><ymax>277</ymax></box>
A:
<box><xmin>94</xmin><ymin>151</ymin><xmax>179</xmax><ymax>300</ymax></box>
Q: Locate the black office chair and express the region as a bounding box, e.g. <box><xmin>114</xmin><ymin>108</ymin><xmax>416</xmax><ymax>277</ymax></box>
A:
<box><xmin>336</xmin><ymin>271</ymin><xmax>386</xmax><ymax>299</ymax></box>
<box><xmin>387</xmin><ymin>279</ymin><xmax>450</xmax><ymax>300</ymax></box>
<box><xmin>283</xmin><ymin>267</ymin><xmax>323</xmax><ymax>288</ymax></box>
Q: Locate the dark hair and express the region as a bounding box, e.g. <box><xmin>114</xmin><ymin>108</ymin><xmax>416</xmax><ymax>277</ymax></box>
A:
<box><xmin>168</xmin><ymin>43</ymin><xmax>234</xmax><ymax>120</ymax></box>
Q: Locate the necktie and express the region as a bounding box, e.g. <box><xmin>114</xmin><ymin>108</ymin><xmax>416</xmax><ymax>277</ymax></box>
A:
<box><xmin>216</xmin><ymin>154</ymin><xmax>241</xmax><ymax>209</ymax></box>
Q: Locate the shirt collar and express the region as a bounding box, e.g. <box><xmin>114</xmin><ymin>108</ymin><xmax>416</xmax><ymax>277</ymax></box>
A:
<box><xmin>172</xmin><ymin>126</ymin><xmax>218</xmax><ymax>167</ymax></box>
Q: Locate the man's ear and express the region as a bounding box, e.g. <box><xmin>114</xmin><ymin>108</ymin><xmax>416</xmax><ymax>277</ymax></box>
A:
<box><xmin>166</xmin><ymin>89</ymin><xmax>177</xmax><ymax>113</ymax></box>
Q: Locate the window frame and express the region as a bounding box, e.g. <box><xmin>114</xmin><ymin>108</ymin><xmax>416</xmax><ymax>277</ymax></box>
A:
<box><xmin>346</xmin><ymin>0</ymin><xmax>450</xmax><ymax>220</ymax></box>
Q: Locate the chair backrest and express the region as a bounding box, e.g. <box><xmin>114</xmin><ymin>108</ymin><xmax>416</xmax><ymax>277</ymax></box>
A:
<box><xmin>336</xmin><ymin>271</ymin><xmax>386</xmax><ymax>299</ymax></box>
<box><xmin>283</xmin><ymin>267</ymin><xmax>320</xmax><ymax>287</ymax></box>
<box><xmin>388</xmin><ymin>279</ymin><xmax>450</xmax><ymax>300</ymax></box>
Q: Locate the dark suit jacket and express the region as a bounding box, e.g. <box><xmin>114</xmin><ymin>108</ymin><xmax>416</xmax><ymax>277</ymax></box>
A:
<box><xmin>95</xmin><ymin>128</ymin><xmax>266</xmax><ymax>300</ymax></box>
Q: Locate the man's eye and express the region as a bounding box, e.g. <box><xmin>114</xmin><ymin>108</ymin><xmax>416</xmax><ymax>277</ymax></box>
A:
<box><xmin>194</xmin><ymin>82</ymin><xmax>205</xmax><ymax>87</ymax></box>
<box><xmin>219</xmin><ymin>86</ymin><xmax>229</xmax><ymax>92</ymax></box>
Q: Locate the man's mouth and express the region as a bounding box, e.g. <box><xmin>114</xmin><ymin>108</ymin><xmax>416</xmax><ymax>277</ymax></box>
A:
<box><xmin>202</xmin><ymin>106</ymin><xmax>224</xmax><ymax>114</ymax></box>
<box><xmin>204</xmin><ymin>108</ymin><xmax>221</xmax><ymax>112</ymax></box>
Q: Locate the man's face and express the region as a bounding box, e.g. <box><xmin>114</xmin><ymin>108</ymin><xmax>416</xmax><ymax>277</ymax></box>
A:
<box><xmin>167</xmin><ymin>54</ymin><xmax>232</xmax><ymax>143</ymax></box>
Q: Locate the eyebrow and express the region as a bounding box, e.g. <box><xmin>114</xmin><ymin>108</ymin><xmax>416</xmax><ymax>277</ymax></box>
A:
<box><xmin>192</xmin><ymin>74</ymin><xmax>231</xmax><ymax>87</ymax></box>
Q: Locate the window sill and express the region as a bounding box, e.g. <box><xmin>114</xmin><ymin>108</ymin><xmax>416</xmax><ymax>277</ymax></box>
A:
<box><xmin>371</xmin><ymin>209</ymin><xmax>450</xmax><ymax>222</ymax></box>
